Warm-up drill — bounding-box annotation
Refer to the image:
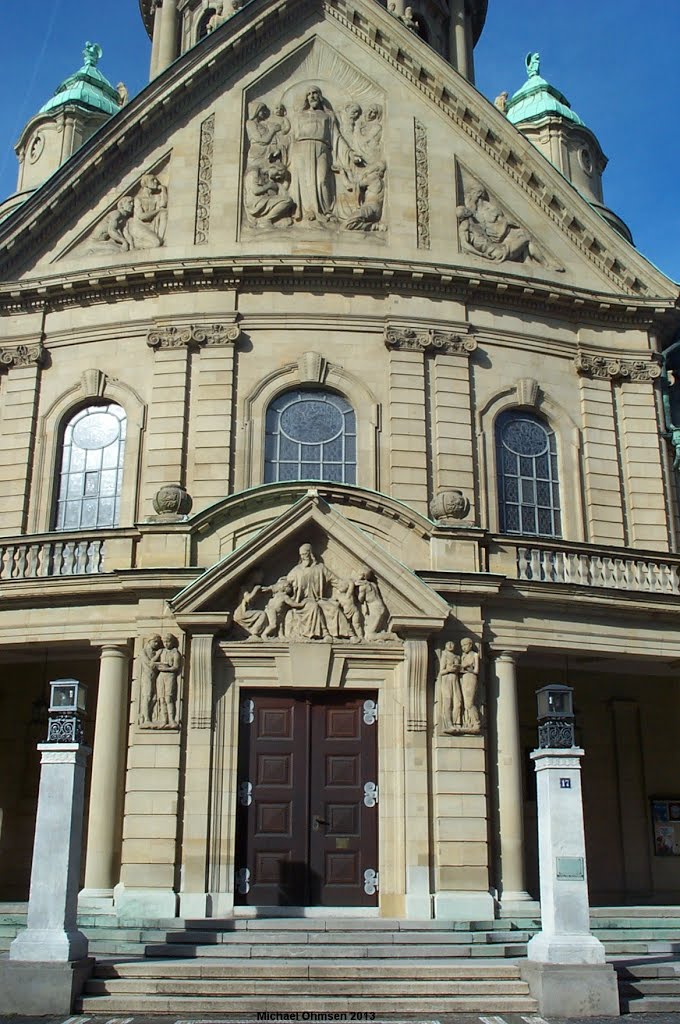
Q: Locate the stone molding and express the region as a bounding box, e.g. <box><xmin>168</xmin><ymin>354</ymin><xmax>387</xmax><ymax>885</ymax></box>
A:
<box><xmin>385</xmin><ymin>326</ymin><xmax>477</xmax><ymax>356</ymax></box>
<box><xmin>0</xmin><ymin>343</ymin><xmax>45</xmax><ymax>370</ymax></box>
<box><xmin>574</xmin><ymin>351</ymin><xmax>661</xmax><ymax>383</ymax></box>
<box><xmin>414</xmin><ymin>119</ymin><xmax>430</xmax><ymax>250</ymax></box>
<box><xmin>147</xmin><ymin>323</ymin><xmax>241</xmax><ymax>350</ymax></box>
<box><xmin>195</xmin><ymin>113</ymin><xmax>215</xmax><ymax>245</ymax></box>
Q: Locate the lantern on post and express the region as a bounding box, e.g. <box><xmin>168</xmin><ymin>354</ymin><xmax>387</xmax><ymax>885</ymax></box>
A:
<box><xmin>47</xmin><ymin>679</ymin><xmax>88</xmax><ymax>744</ymax></box>
<box><xmin>536</xmin><ymin>683</ymin><xmax>575</xmax><ymax>749</ymax></box>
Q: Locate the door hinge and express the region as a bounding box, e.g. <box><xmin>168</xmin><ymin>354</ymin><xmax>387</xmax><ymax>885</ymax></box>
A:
<box><xmin>363</xmin><ymin>782</ymin><xmax>378</xmax><ymax>807</ymax></box>
<box><xmin>238</xmin><ymin>781</ymin><xmax>253</xmax><ymax>806</ymax></box>
<box><xmin>235</xmin><ymin>867</ymin><xmax>251</xmax><ymax>894</ymax></box>
<box><xmin>363</xmin><ymin>868</ymin><xmax>379</xmax><ymax>895</ymax></box>
<box><xmin>363</xmin><ymin>699</ymin><xmax>378</xmax><ymax>725</ymax></box>
<box><xmin>240</xmin><ymin>698</ymin><xmax>255</xmax><ymax>724</ymax></box>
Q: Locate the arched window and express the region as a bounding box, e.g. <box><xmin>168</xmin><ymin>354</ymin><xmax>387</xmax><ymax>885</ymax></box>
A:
<box><xmin>197</xmin><ymin>8</ymin><xmax>216</xmax><ymax>40</ymax></box>
<box><xmin>264</xmin><ymin>389</ymin><xmax>356</xmax><ymax>484</ymax></box>
<box><xmin>495</xmin><ymin>410</ymin><xmax>561</xmax><ymax>537</ymax></box>
<box><xmin>54</xmin><ymin>404</ymin><xmax>127</xmax><ymax>531</ymax></box>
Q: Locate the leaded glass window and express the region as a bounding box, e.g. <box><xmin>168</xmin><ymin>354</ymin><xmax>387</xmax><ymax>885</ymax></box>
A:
<box><xmin>495</xmin><ymin>410</ymin><xmax>561</xmax><ymax>537</ymax></box>
<box><xmin>54</xmin><ymin>404</ymin><xmax>127</xmax><ymax>531</ymax></box>
<box><xmin>264</xmin><ymin>389</ymin><xmax>357</xmax><ymax>484</ymax></box>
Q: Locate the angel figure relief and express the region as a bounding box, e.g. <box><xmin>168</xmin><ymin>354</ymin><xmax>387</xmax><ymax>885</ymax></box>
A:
<box><xmin>243</xmin><ymin>85</ymin><xmax>387</xmax><ymax>233</ymax></box>
<box><xmin>436</xmin><ymin>638</ymin><xmax>484</xmax><ymax>735</ymax></box>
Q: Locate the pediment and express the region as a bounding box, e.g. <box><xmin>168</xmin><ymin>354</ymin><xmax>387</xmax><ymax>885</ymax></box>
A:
<box><xmin>0</xmin><ymin>0</ymin><xmax>675</xmax><ymax>308</ymax></box>
<box><xmin>170</xmin><ymin>493</ymin><xmax>450</xmax><ymax>639</ymax></box>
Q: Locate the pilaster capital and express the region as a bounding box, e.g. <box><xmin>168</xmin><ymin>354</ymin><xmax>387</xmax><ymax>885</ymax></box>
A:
<box><xmin>385</xmin><ymin>326</ymin><xmax>477</xmax><ymax>356</ymax></box>
<box><xmin>574</xmin><ymin>350</ymin><xmax>661</xmax><ymax>383</ymax></box>
<box><xmin>0</xmin><ymin>342</ymin><xmax>45</xmax><ymax>370</ymax></box>
<box><xmin>147</xmin><ymin>322</ymin><xmax>241</xmax><ymax>351</ymax></box>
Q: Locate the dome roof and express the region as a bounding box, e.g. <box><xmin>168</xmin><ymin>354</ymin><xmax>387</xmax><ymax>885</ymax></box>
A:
<box><xmin>39</xmin><ymin>43</ymin><xmax>122</xmax><ymax>117</ymax></box>
<box><xmin>506</xmin><ymin>52</ymin><xmax>584</xmax><ymax>127</ymax></box>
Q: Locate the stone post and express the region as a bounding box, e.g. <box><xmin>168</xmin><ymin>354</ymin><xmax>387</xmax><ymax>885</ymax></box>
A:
<box><xmin>493</xmin><ymin>651</ymin><xmax>533</xmax><ymax>906</ymax></box>
<box><xmin>10</xmin><ymin>744</ymin><xmax>90</xmax><ymax>962</ymax></box>
<box><xmin>403</xmin><ymin>637</ymin><xmax>432</xmax><ymax>917</ymax></box>
<box><xmin>521</xmin><ymin>748</ymin><xmax>619</xmax><ymax>1017</ymax></box>
<box><xmin>81</xmin><ymin>644</ymin><xmax>130</xmax><ymax>907</ymax></box>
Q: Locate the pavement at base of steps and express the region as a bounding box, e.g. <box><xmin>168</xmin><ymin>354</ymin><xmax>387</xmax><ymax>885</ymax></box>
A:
<box><xmin>5</xmin><ymin>1013</ymin><xmax>680</xmax><ymax>1024</ymax></box>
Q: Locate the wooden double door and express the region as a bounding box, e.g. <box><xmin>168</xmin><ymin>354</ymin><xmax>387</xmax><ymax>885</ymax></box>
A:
<box><xmin>235</xmin><ymin>690</ymin><xmax>379</xmax><ymax>907</ymax></box>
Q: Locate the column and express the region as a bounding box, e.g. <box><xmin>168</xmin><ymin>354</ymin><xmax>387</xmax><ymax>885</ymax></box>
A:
<box><xmin>448</xmin><ymin>0</ymin><xmax>470</xmax><ymax>79</ymax></box>
<box><xmin>494</xmin><ymin>651</ymin><xmax>532</xmax><ymax>905</ymax></box>
<box><xmin>156</xmin><ymin>0</ymin><xmax>179</xmax><ymax>74</ymax></box>
<box><xmin>149</xmin><ymin>0</ymin><xmax>163</xmax><ymax>79</ymax></box>
<box><xmin>81</xmin><ymin>645</ymin><xmax>130</xmax><ymax>905</ymax></box>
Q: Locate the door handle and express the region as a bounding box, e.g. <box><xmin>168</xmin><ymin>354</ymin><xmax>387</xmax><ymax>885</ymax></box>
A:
<box><xmin>312</xmin><ymin>814</ymin><xmax>327</xmax><ymax>831</ymax></box>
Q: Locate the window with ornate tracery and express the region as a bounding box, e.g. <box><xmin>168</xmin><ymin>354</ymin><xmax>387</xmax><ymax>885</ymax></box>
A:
<box><xmin>54</xmin><ymin>404</ymin><xmax>127</xmax><ymax>531</ymax></box>
<box><xmin>495</xmin><ymin>410</ymin><xmax>561</xmax><ymax>537</ymax></box>
<box><xmin>264</xmin><ymin>389</ymin><xmax>357</xmax><ymax>484</ymax></box>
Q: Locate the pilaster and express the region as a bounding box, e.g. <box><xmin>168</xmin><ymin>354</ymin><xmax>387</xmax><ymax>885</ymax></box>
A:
<box><xmin>0</xmin><ymin>343</ymin><xmax>44</xmax><ymax>535</ymax></box>
<box><xmin>576</xmin><ymin>374</ymin><xmax>625</xmax><ymax>545</ymax></box>
<box><xmin>431</xmin><ymin>337</ymin><xmax>477</xmax><ymax>519</ymax></box>
<box><xmin>618</xmin><ymin>381</ymin><xmax>668</xmax><ymax>550</ymax></box>
<box><xmin>385</xmin><ymin>329</ymin><xmax>429</xmax><ymax>515</ymax></box>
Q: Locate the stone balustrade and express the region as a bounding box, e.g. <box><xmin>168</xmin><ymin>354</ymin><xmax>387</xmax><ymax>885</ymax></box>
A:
<box><xmin>0</xmin><ymin>536</ymin><xmax>106</xmax><ymax>579</ymax></box>
<box><xmin>511</xmin><ymin>542</ymin><xmax>680</xmax><ymax>595</ymax></box>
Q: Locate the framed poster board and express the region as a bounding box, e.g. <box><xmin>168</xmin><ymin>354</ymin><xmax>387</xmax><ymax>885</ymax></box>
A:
<box><xmin>651</xmin><ymin>798</ymin><xmax>680</xmax><ymax>856</ymax></box>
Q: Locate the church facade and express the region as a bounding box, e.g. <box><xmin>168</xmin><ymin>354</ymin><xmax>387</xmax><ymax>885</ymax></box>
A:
<box><xmin>1</xmin><ymin>0</ymin><xmax>680</xmax><ymax>927</ymax></box>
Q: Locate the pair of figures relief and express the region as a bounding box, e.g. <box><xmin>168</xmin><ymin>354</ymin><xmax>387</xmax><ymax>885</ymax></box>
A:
<box><xmin>138</xmin><ymin>633</ymin><xmax>183</xmax><ymax>728</ymax></box>
<box><xmin>436</xmin><ymin>638</ymin><xmax>483</xmax><ymax>735</ymax></box>
<box><xmin>243</xmin><ymin>85</ymin><xmax>387</xmax><ymax>233</ymax></box>
<box><xmin>233</xmin><ymin>542</ymin><xmax>393</xmax><ymax>642</ymax></box>
<box><xmin>89</xmin><ymin>172</ymin><xmax>168</xmax><ymax>254</ymax></box>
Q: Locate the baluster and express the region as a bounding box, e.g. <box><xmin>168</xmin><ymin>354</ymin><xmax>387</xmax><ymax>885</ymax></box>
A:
<box><xmin>649</xmin><ymin>562</ymin><xmax>662</xmax><ymax>593</ymax></box>
<box><xmin>671</xmin><ymin>566</ymin><xmax>680</xmax><ymax>595</ymax></box>
<box><xmin>27</xmin><ymin>544</ymin><xmax>39</xmax><ymax>578</ymax></box>
<box><xmin>590</xmin><ymin>555</ymin><xmax>603</xmax><ymax>587</ymax></box>
<box><xmin>613</xmin><ymin>559</ymin><xmax>626</xmax><ymax>589</ymax></box>
<box><xmin>640</xmin><ymin>561</ymin><xmax>652</xmax><ymax>591</ymax></box>
<box><xmin>659</xmin><ymin>563</ymin><xmax>672</xmax><ymax>593</ymax></box>
<box><xmin>52</xmin><ymin>542</ymin><xmax>65</xmax><ymax>576</ymax></box>
<box><xmin>541</xmin><ymin>549</ymin><xmax>554</xmax><ymax>581</ymax></box>
<box><xmin>14</xmin><ymin>545</ymin><xmax>28</xmax><ymax>579</ymax></box>
<box><xmin>624</xmin><ymin>560</ymin><xmax>636</xmax><ymax>590</ymax></box>
<box><xmin>564</xmin><ymin>551</ymin><xmax>576</xmax><ymax>584</ymax></box>
<box><xmin>62</xmin><ymin>542</ymin><xmax>76</xmax><ymax>575</ymax></box>
<box><xmin>552</xmin><ymin>550</ymin><xmax>565</xmax><ymax>583</ymax></box>
<box><xmin>75</xmin><ymin>541</ymin><xmax>89</xmax><ymax>574</ymax></box>
<box><xmin>601</xmin><ymin>557</ymin><xmax>615</xmax><ymax>588</ymax></box>
<box><xmin>530</xmin><ymin>548</ymin><xmax>542</xmax><ymax>581</ymax></box>
<box><xmin>38</xmin><ymin>542</ymin><xmax>52</xmax><ymax>577</ymax></box>
<box><xmin>98</xmin><ymin>540</ymin><xmax>106</xmax><ymax>573</ymax></box>
<box><xmin>517</xmin><ymin>547</ymin><xmax>529</xmax><ymax>579</ymax></box>
<box><xmin>0</xmin><ymin>546</ymin><xmax>8</xmax><ymax>580</ymax></box>
<box><xmin>85</xmin><ymin>540</ymin><xmax>102</xmax><ymax>574</ymax></box>
<box><xmin>5</xmin><ymin>546</ymin><xmax>17</xmax><ymax>579</ymax></box>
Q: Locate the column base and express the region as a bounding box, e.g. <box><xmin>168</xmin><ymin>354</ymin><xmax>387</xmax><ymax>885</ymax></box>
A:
<box><xmin>520</xmin><ymin>961</ymin><xmax>620</xmax><ymax>1017</ymax></box>
<box><xmin>179</xmin><ymin>891</ymin><xmax>235</xmax><ymax>918</ymax></box>
<box><xmin>498</xmin><ymin>892</ymin><xmax>541</xmax><ymax>918</ymax></box>
<box><xmin>114</xmin><ymin>883</ymin><xmax>177</xmax><ymax>921</ymax></box>
<box><xmin>10</xmin><ymin>927</ymin><xmax>89</xmax><ymax>962</ymax></box>
<box><xmin>527</xmin><ymin>930</ymin><xmax>606</xmax><ymax>964</ymax></box>
<box><xmin>0</xmin><ymin>957</ymin><xmax>94</xmax><ymax>1014</ymax></box>
<box><xmin>78</xmin><ymin>888</ymin><xmax>115</xmax><ymax>913</ymax></box>
<box><xmin>434</xmin><ymin>891</ymin><xmax>495</xmax><ymax>921</ymax></box>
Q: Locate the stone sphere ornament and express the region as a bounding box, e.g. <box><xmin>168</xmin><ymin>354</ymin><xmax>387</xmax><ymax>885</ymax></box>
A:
<box><xmin>430</xmin><ymin>489</ymin><xmax>471</xmax><ymax>522</ymax></box>
<box><xmin>153</xmin><ymin>484</ymin><xmax>193</xmax><ymax>517</ymax></box>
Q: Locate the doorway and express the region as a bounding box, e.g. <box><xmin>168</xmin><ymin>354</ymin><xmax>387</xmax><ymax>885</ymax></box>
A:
<box><xmin>235</xmin><ymin>690</ymin><xmax>379</xmax><ymax>907</ymax></box>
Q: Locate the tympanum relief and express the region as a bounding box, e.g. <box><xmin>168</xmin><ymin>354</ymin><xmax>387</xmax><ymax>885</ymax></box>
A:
<box><xmin>232</xmin><ymin>542</ymin><xmax>395</xmax><ymax>642</ymax></box>
<box><xmin>72</xmin><ymin>162</ymin><xmax>170</xmax><ymax>258</ymax></box>
<box><xmin>243</xmin><ymin>85</ymin><xmax>387</xmax><ymax>234</ymax></box>
<box><xmin>436</xmin><ymin>638</ymin><xmax>483</xmax><ymax>735</ymax></box>
<box><xmin>456</xmin><ymin>165</ymin><xmax>563</xmax><ymax>272</ymax></box>
<box><xmin>137</xmin><ymin>633</ymin><xmax>183</xmax><ymax>729</ymax></box>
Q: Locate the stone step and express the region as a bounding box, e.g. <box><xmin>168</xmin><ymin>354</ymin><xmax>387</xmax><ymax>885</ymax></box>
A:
<box><xmin>619</xmin><ymin>996</ymin><xmax>680</xmax><ymax>1012</ymax></box>
<box><xmin>620</xmin><ymin>980</ymin><xmax>680</xmax><ymax>996</ymax></box>
<box><xmin>94</xmin><ymin>957</ymin><xmax>524</xmax><ymax>980</ymax></box>
<box><xmin>591</xmin><ymin>906</ymin><xmax>680</xmax><ymax>918</ymax></box>
<box><xmin>84</xmin><ymin>977</ymin><xmax>532</xmax><ymax>996</ymax></box>
<box><xmin>144</xmin><ymin>941</ymin><xmax>528</xmax><ymax>959</ymax></box>
<box><xmin>165</xmin><ymin>928</ymin><xmax>529</xmax><ymax>945</ymax></box>
<box><xmin>78</xmin><ymin>993</ymin><xmax>538</xmax><ymax>1013</ymax></box>
<box><xmin>594</xmin><ymin>927</ymin><xmax>680</xmax><ymax>940</ymax></box>
<box><xmin>604</xmin><ymin>941</ymin><xmax>680</xmax><ymax>955</ymax></box>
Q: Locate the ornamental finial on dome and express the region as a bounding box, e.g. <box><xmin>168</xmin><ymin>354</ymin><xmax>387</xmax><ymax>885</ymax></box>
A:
<box><xmin>83</xmin><ymin>42</ymin><xmax>103</xmax><ymax>68</ymax></box>
<box><xmin>526</xmin><ymin>52</ymin><xmax>540</xmax><ymax>78</ymax></box>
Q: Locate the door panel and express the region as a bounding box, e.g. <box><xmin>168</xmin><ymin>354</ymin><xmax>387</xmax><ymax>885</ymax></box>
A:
<box><xmin>236</xmin><ymin>691</ymin><xmax>378</xmax><ymax>907</ymax></box>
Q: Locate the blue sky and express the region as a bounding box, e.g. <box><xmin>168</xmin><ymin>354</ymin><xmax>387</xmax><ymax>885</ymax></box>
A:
<box><xmin>0</xmin><ymin>0</ymin><xmax>677</xmax><ymax>283</ymax></box>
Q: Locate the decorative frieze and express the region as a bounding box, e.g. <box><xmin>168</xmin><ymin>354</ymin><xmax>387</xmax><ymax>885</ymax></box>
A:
<box><xmin>574</xmin><ymin>351</ymin><xmax>661</xmax><ymax>383</ymax></box>
<box><xmin>195</xmin><ymin>113</ymin><xmax>215</xmax><ymax>245</ymax></box>
<box><xmin>385</xmin><ymin>326</ymin><xmax>477</xmax><ymax>356</ymax></box>
<box><xmin>414</xmin><ymin>119</ymin><xmax>430</xmax><ymax>250</ymax></box>
<box><xmin>147</xmin><ymin>323</ymin><xmax>241</xmax><ymax>350</ymax></box>
<box><xmin>0</xmin><ymin>343</ymin><xmax>45</xmax><ymax>369</ymax></box>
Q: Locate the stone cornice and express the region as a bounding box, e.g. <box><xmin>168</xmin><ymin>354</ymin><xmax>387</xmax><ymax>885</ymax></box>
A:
<box><xmin>0</xmin><ymin>342</ymin><xmax>45</xmax><ymax>370</ymax></box>
<box><xmin>574</xmin><ymin>351</ymin><xmax>661</xmax><ymax>383</ymax></box>
<box><xmin>147</xmin><ymin>322</ymin><xmax>241</xmax><ymax>350</ymax></box>
<box><xmin>385</xmin><ymin>326</ymin><xmax>477</xmax><ymax>355</ymax></box>
<box><xmin>0</xmin><ymin>0</ymin><xmax>676</xmax><ymax>309</ymax></box>
<box><xmin>0</xmin><ymin>257</ymin><xmax>675</xmax><ymax>332</ymax></box>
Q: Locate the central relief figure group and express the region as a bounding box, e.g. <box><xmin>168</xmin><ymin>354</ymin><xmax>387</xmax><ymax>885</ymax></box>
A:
<box><xmin>243</xmin><ymin>85</ymin><xmax>387</xmax><ymax>233</ymax></box>
<box><xmin>233</xmin><ymin>543</ymin><xmax>394</xmax><ymax>642</ymax></box>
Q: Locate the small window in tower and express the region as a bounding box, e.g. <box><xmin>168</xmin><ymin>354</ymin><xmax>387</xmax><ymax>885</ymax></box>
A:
<box><xmin>54</xmin><ymin>403</ymin><xmax>127</xmax><ymax>531</ymax></box>
<box><xmin>197</xmin><ymin>8</ymin><xmax>217</xmax><ymax>40</ymax></box>
<box><xmin>495</xmin><ymin>410</ymin><xmax>561</xmax><ymax>538</ymax></box>
<box><xmin>264</xmin><ymin>389</ymin><xmax>356</xmax><ymax>485</ymax></box>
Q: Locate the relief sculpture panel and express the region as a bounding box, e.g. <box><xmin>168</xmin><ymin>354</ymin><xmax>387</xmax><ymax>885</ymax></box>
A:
<box><xmin>231</xmin><ymin>542</ymin><xmax>395</xmax><ymax>642</ymax></box>
<box><xmin>242</xmin><ymin>54</ymin><xmax>387</xmax><ymax>235</ymax></box>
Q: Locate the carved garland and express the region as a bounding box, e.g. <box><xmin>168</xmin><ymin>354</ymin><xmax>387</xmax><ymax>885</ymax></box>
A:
<box><xmin>147</xmin><ymin>323</ymin><xmax>241</xmax><ymax>350</ymax></box>
<box><xmin>385</xmin><ymin>327</ymin><xmax>477</xmax><ymax>356</ymax></box>
<box><xmin>414</xmin><ymin>119</ymin><xmax>430</xmax><ymax>250</ymax></box>
<box><xmin>574</xmin><ymin>352</ymin><xmax>661</xmax><ymax>383</ymax></box>
<box><xmin>0</xmin><ymin>343</ymin><xmax>45</xmax><ymax>369</ymax></box>
<box><xmin>195</xmin><ymin>113</ymin><xmax>215</xmax><ymax>245</ymax></box>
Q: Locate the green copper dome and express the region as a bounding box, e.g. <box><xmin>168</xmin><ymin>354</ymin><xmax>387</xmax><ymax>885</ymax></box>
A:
<box><xmin>506</xmin><ymin>52</ymin><xmax>584</xmax><ymax>127</ymax></box>
<box><xmin>39</xmin><ymin>43</ymin><xmax>122</xmax><ymax>117</ymax></box>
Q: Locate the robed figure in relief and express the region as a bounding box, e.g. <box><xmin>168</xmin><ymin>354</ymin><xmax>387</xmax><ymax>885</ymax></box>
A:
<box><xmin>288</xmin><ymin>86</ymin><xmax>359</xmax><ymax>222</ymax></box>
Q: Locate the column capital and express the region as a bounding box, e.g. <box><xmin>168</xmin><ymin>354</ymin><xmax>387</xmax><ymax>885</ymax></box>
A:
<box><xmin>0</xmin><ymin>342</ymin><xmax>45</xmax><ymax>371</ymax></box>
<box><xmin>492</xmin><ymin>649</ymin><xmax>522</xmax><ymax>663</ymax></box>
<box><xmin>90</xmin><ymin>640</ymin><xmax>132</xmax><ymax>655</ymax></box>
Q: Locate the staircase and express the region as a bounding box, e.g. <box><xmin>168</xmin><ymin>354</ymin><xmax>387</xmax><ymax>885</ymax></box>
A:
<box><xmin>78</xmin><ymin>918</ymin><xmax>538</xmax><ymax>1013</ymax></box>
<box><xmin>617</xmin><ymin>962</ymin><xmax>680</xmax><ymax>1012</ymax></box>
